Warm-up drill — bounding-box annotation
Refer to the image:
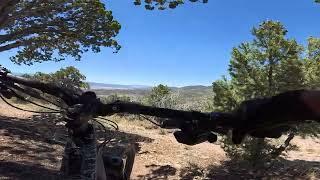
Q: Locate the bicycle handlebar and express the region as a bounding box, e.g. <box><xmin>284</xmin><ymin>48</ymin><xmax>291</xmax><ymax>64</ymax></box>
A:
<box><xmin>2</xmin><ymin>65</ymin><xmax>318</xmax><ymax>145</ymax></box>
<box><xmin>98</xmin><ymin>101</ymin><xmax>235</xmax><ymax>129</ymax></box>
<box><xmin>0</xmin><ymin>65</ymin><xmax>236</xmax><ymax>145</ymax></box>
<box><xmin>97</xmin><ymin>101</ymin><xmax>235</xmax><ymax>144</ymax></box>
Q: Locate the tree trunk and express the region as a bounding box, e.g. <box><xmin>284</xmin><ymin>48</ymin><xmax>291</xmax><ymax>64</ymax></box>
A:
<box><xmin>268</xmin><ymin>58</ymin><xmax>274</xmax><ymax>96</ymax></box>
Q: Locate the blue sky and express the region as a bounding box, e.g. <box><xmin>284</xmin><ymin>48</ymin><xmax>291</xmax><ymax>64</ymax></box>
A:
<box><xmin>0</xmin><ymin>0</ymin><xmax>319</xmax><ymax>87</ymax></box>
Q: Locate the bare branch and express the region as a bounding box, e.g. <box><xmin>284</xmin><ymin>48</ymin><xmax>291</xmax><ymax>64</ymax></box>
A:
<box><xmin>0</xmin><ymin>40</ymin><xmax>26</xmax><ymax>52</ymax></box>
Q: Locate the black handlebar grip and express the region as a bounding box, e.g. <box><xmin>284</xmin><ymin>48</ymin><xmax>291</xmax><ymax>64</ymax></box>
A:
<box><xmin>173</xmin><ymin>131</ymin><xmax>218</xmax><ymax>145</ymax></box>
<box><xmin>173</xmin><ymin>131</ymin><xmax>205</xmax><ymax>145</ymax></box>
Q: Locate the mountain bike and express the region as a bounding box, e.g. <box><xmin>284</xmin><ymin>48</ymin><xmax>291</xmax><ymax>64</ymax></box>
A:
<box><xmin>2</xmin><ymin>65</ymin><xmax>291</xmax><ymax>179</ymax></box>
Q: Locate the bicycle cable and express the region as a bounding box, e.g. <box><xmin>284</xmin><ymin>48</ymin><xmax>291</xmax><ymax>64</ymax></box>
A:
<box><xmin>92</xmin><ymin>118</ymin><xmax>109</xmax><ymax>148</ymax></box>
<box><xmin>0</xmin><ymin>94</ymin><xmax>61</xmax><ymax>114</ymax></box>
<box><xmin>95</xmin><ymin>116</ymin><xmax>119</xmax><ymax>130</ymax></box>
<box><xmin>139</xmin><ymin>114</ymin><xmax>162</xmax><ymax>127</ymax></box>
<box><xmin>10</xmin><ymin>83</ymin><xmax>65</xmax><ymax>109</ymax></box>
<box><xmin>7</xmin><ymin>87</ymin><xmax>63</xmax><ymax>112</ymax></box>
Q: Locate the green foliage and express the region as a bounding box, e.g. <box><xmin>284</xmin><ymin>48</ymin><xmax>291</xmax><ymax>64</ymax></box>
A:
<box><xmin>26</xmin><ymin>66</ymin><xmax>89</xmax><ymax>92</ymax></box>
<box><xmin>1</xmin><ymin>0</ymin><xmax>318</xmax><ymax>65</ymax></box>
<box><xmin>148</xmin><ymin>84</ymin><xmax>171</xmax><ymax>101</ymax></box>
<box><xmin>0</xmin><ymin>0</ymin><xmax>120</xmax><ymax>65</ymax></box>
<box><xmin>133</xmin><ymin>0</ymin><xmax>207</xmax><ymax>10</ymax></box>
<box><xmin>134</xmin><ymin>0</ymin><xmax>318</xmax><ymax>10</ymax></box>
<box><xmin>212</xmin><ymin>77</ymin><xmax>240</xmax><ymax>111</ymax></box>
<box><xmin>307</xmin><ymin>37</ymin><xmax>320</xmax><ymax>61</ymax></box>
<box><xmin>221</xmin><ymin>133</ymin><xmax>276</xmax><ymax>164</ymax></box>
<box><xmin>145</xmin><ymin>84</ymin><xmax>177</xmax><ymax>108</ymax></box>
<box><xmin>304</xmin><ymin>37</ymin><xmax>320</xmax><ymax>89</ymax></box>
<box><xmin>213</xmin><ymin>20</ymin><xmax>311</xmax><ymax>164</ymax></box>
<box><xmin>229</xmin><ymin>21</ymin><xmax>304</xmax><ymax>98</ymax></box>
<box><xmin>100</xmin><ymin>94</ymin><xmax>131</xmax><ymax>103</ymax></box>
<box><xmin>0</xmin><ymin>0</ymin><xmax>209</xmax><ymax>65</ymax></box>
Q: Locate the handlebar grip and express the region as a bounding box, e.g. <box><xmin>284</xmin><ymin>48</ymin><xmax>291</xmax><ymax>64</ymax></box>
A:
<box><xmin>173</xmin><ymin>131</ymin><xmax>218</xmax><ymax>145</ymax></box>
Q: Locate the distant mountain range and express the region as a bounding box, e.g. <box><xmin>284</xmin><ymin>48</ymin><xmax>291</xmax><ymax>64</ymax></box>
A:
<box><xmin>89</xmin><ymin>82</ymin><xmax>210</xmax><ymax>90</ymax></box>
<box><xmin>89</xmin><ymin>82</ymin><xmax>152</xmax><ymax>90</ymax></box>
<box><xmin>90</xmin><ymin>82</ymin><xmax>213</xmax><ymax>104</ymax></box>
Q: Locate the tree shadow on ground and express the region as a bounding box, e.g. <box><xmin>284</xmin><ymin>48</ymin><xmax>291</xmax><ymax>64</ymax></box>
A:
<box><xmin>0</xmin><ymin>161</ymin><xmax>60</xmax><ymax>180</ymax></box>
<box><xmin>95</xmin><ymin>124</ymin><xmax>154</xmax><ymax>146</ymax></box>
<box><xmin>0</xmin><ymin>115</ymin><xmax>58</xmax><ymax>143</ymax></box>
<box><xmin>0</xmin><ymin>115</ymin><xmax>63</xmax><ymax>164</ymax></box>
<box><xmin>136</xmin><ymin>164</ymin><xmax>177</xmax><ymax>180</ymax></box>
<box><xmin>179</xmin><ymin>158</ymin><xmax>320</xmax><ymax>179</ymax></box>
<box><xmin>0</xmin><ymin>114</ymin><xmax>155</xmax><ymax>179</ymax></box>
<box><xmin>94</xmin><ymin>119</ymin><xmax>155</xmax><ymax>154</ymax></box>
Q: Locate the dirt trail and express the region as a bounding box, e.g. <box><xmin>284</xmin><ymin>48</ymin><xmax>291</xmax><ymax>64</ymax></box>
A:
<box><xmin>117</xmin><ymin>123</ymin><xmax>225</xmax><ymax>179</ymax></box>
<box><xmin>1</xmin><ymin>100</ymin><xmax>320</xmax><ymax>179</ymax></box>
